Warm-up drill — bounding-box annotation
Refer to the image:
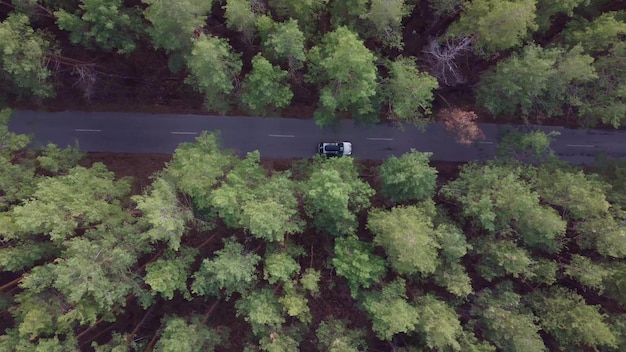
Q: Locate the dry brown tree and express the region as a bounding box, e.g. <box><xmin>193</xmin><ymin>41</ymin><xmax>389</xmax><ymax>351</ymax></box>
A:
<box><xmin>439</xmin><ymin>108</ymin><xmax>485</xmax><ymax>145</ymax></box>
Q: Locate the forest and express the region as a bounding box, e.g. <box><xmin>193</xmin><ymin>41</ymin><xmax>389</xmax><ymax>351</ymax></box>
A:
<box><xmin>1</xmin><ymin>109</ymin><xmax>626</xmax><ymax>351</ymax></box>
<box><xmin>0</xmin><ymin>0</ymin><xmax>624</xmax><ymax>128</ymax></box>
<box><xmin>1</xmin><ymin>0</ymin><xmax>626</xmax><ymax>351</ymax></box>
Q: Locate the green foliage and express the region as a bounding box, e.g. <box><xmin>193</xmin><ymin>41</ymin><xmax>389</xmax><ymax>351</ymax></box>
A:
<box><xmin>211</xmin><ymin>151</ymin><xmax>304</xmax><ymax>242</ymax></box>
<box><xmin>564</xmin><ymin>11</ymin><xmax>626</xmax><ymax>53</ymax></box>
<box><xmin>240</xmin><ymin>54</ymin><xmax>293</xmax><ymax>115</ymax></box>
<box><xmin>51</xmin><ymin>235</ymin><xmax>139</xmax><ymax>315</ymax></box>
<box><xmin>235</xmin><ymin>288</ymin><xmax>284</xmax><ymax>337</ymax></box>
<box><xmin>360</xmin><ymin>0</ymin><xmax>411</xmax><ymax>49</ymax></box>
<box><xmin>142</xmin><ymin>0</ymin><xmax>213</xmax><ymax>54</ymax></box>
<box><xmin>330</xmin><ymin>0</ymin><xmax>368</xmax><ymax>28</ymax></box>
<box><xmin>535</xmin><ymin>0</ymin><xmax>589</xmax><ymax>32</ymax></box>
<box><xmin>603</xmin><ymin>262</ymin><xmax>626</xmax><ymax>306</ymax></box>
<box><xmin>264</xmin><ymin>251</ymin><xmax>300</xmax><ymax>284</ymax></box>
<box><xmin>0</xmin><ymin>156</ymin><xmax>37</xmax><ymax>211</ymax></box>
<box><xmin>446</xmin><ymin>0</ymin><xmax>538</xmax><ymax>53</ymax></box>
<box><xmin>576</xmin><ymin>214</ymin><xmax>626</xmax><ymax>258</ymax></box>
<box><xmin>0</xmin><ymin>109</ymin><xmax>30</xmax><ymax>156</ymax></box>
<box><xmin>415</xmin><ymin>295</ymin><xmax>463</xmax><ymax>351</ymax></box>
<box><xmin>133</xmin><ymin>177</ymin><xmax>193</xmax><ymax>251</ymax></box>
<box><xmin>477</xmin><ymin>44</ymin><xmax>597</xmax><ymax>119</ymax></box>
<box><xmin>262</xmin><ymin>19</ymin><xmax>306</xmax><ymax>69</ymax></box>
<box><xmin>307</xmin><ymin>26</ymin><xmax>378</xmax><ymax>127</ymax></box>
<box><xmin>428</xmin><ymin>0</ymin><xmax>464</xmax><ymax>16</ymax></box>
<box><xmin>155</xmin><ymin>316</ymin><xmax>227</xmax><ymax>352</ymax></box>
<box><xmin>0</xmin><ymin>242</ymin><xmax>58</xmax><ymax>272</ymax></box>
<box><xmin>278</xmin><ymin>283</ymin><xmax>311</xmax><ymax>324</ymax></box>
<box><xmin>166</xmin><ymin>131</ymin><xmax>237</xmax><ymax>211</ymax></box>
<box><xmin>527</xmin><ymin>287</ymin><xmax>617</xmax><ymax>350</ymax></box>
<box><xmin>441</xmin><ymin>162</ymin><xmax>567</xmax><ymax>252</ymax></box>
<box><xmin>185</xmin><ymin>34</ymin><xmax>243</xmax><ymax>115</ymax></box>
<box><xmin>574</xmin><ymin>41</ymin><xmax>626</xmax><ymax>128</ymax></box>
<box><xmin>564</xmin><ymin>254</ymin><xmax>609</xmax><ymax>292</ymax></box>
<box><xmin>258</xmin><ymin>330</ymin><xmax>300</xmax><ymax>352</ymax></box>
<box><xmin>361</xmin><ymin>278</ymin><xmax>419</xmax><ymax>340</ymax></box>
<box><xmin>223</xmin><ymin>0</ymin><xmax>260</xmax><ymax>40</ymax></box>
<box><xmin>471</xmin><ymin>284</ymin><xmax>546</xmax><ymax>352</ymax></box>
<box><xmin>496</xmin><ymin>128</ymin><xmax>559</xmax><ymax>163</ymax></box>
<box><xmin>529</xmin><ymin>258</ymin><xmax>559</xmax><ymax>285</ymax></box>
<box><xmin>300</xmin><ymin>268</ymin><xmax>321</xmax><ymax>295</ymax></box>
<box><xmin>36</xmin><ymin>143</ymin><xmax>84</xmax><ymax>174</ymax></box>
<box><xmin>316</xmin><ymin>317</ymin><xmax>367</xmax><ymax>352</ymax></box>
<box><xmin>534</xmin><ymin>167</ymin><xmax>610</xmax><ymax>219</ymax></box>
<box><xmin>303</xmin><ymin>156</ymin><xmax>374</xmax><ymax>236</ymax></box>
<box><xmin>432</xmin><ymin>262</ymin><xmax>473</xmax><ymax>297</ymax></box>
<box><xmin>0</xmin><ymin>329</ymin><xmax>78</xmax><ymax>352</ymax></box>
<box><xmin>267</xmin><ymin>0</ymin><xmax>327</xmax><ymax>34</ymax></box>
<box><xmin>54</xmin><ymin>0</ymin><xmax>142</xmax><ymax>53</ymax></box>
<box><xmin>379</xmin><ymin>149</ymin><xmax>437</xmax><ymax>202</ymax></box>
<box><xmin>331</xmin><ymin>235</ymin><xmax>386</xmax><ymax>298</ymax></box>
<box><xmin>145</xmin><ymin>247</ymin><xmax>198</xmax><ymax>300</ymax></box>
<box><xmin>6</xmin><ymin>163</ymin><xmax>130</xmax><ymax>241</ymax></box>
<box><xmin>191</xmin><ymin>237</ymin><xmax>260</xmax><ymax>299</ymax></box>
<box><xmin>368</xmin><ymin>204</ymin><xmax>441</xmax><ymax>276</ymax></box>
<box><xmin>0</xmin><ymin>13</ymin><xmax>54</xmax><ymax>98</ymax></box>
<box><xmin>382</xmin><ymin>57</ymin><xmax>439</xmax><ymax>126</ymax></box>
<box><xmin>472</xmin><ymin>237</ymin><xmax>535</xmax><ymax>281</ymax></box>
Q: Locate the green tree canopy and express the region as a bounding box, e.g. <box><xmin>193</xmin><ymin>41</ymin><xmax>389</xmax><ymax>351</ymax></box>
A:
<box><xmin>185</xmin><ymin>34</ymin><xmax>242</xmax><ymax>115</ymax></box>
<box><xmin>210</xmin><ymin>151</ymin><xmax>304</xmax><ymax>242</ymax></box>
<box><xmin>368</xmin><ymin>204</ymin><xmax>441</xmax><ymax>276</ymax></box>
<box><xmin>381</xmin><ymin>57</ymin><xmax>439</xmax><ymax>126</ymax></box>
<box><xmin>527</xmin><ymin>287</ymin><xmax>617</xmax><ymax>350</ymax></box>
<box><xmin>240</xmin><ymin>54</ymin><xmax>293</xmax><ymax>116</ymax></box>
<box><xmin>415</xmin><ymin>295</ymin><xmax>463</xmax><ymax>351</ymax></box>
<box><xmin>331</xmin><ymin>235</ymin><xmax>387</xmax><ymax>298</ymax></box>
<box><xmin>471</xmin><ymin>284</ymin><xmax>546</xmax><ymax>352</ymax></box>
<box><xmin>133</xmin><ymin>177</ymin><xmax>193</xmax><ymax>251</ymax></box>
<box><xmin>145</xmin><ymin>247</ymin><xmax>198</xmax><ymax>300</ymax></box>
<box><xmin>55</xmin><ymin>0</ymin><xmax>143</xmax><ymax>53</ymax></box>
<box><xmin>446</xmin><ymin>0</ymin><xmax>538</xmax><ymax>53</ymax></box>
<box><xmin>0</xmin><ymin>13</ymin><xmax>54</xmax><ymax>99</ymax></box>
<box><xmin>378</xmin><ymin>149</ymin><xmax>437</xmax><ymax>202</ymax></box>
<box><xmin>302</xmin><ymin>156</ymin><xmax>374</xmax><ymax>236</ymax></box>
<box><xmin>154</xmin><ymin>315</ymin><xmax>227</xmax><ymax>352</ymax></box>
<box><xmin>307</xmin><ymin>26</ymin><xmax>378</xmax><ymax>126</ymax></box>
<box><xmin>142</xmin><ymin>0</ymin><xmax>214</xmax><ymax>59</ymax></box>
<box><xmin>191</xmin><ymin>237</ymin><xmax>260</xmax><ymax>299</ymax></box>
<box><xmin>4</xmin><ymin>163</ymin><xmax>131</xmax><ymax>242</ymax></box>
<box><xmin>316</xmin><ymin>317</ymin><xmax>367</xmax><ymax>352</ymax></box>
<box><xmin>476</xmin><ymin>44</ymin><xmax>596</xmax><ymax>120</ymax></box>
<box><xmin>361</xmin><ymin>278</ymin><xmax>419</xmax><ymax>340</ymax></box>
<box><xmin>262</xmin><ymin>19</ymin><xmax>307</xmax><ymax>71</ymax></box>
<box><xmin>441</xmin><ymin>162</ymin><xmax>567</xmax><ymax>252</ymax></box>
<box><xmin>360</xmin><ymin>0</ymin><xmax>411</xmax><ymax>49</ymax></box>
<box><xmin>165</xmin><ymin>131</ymin><xmax>237</xmax><ymax>211</ymax></box>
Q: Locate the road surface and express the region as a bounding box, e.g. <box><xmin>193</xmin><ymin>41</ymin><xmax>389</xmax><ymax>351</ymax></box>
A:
<box><xmin>7</xmin><ymin>110</ymin><xmax>626</xmax><ymax>164</ymax></box>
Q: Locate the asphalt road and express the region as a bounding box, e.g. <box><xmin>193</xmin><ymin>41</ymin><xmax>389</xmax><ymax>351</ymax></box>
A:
<box><xmin>7</xmin><ymin>110</ymin><xmax>626</xmax><ymax>164</ymax></box>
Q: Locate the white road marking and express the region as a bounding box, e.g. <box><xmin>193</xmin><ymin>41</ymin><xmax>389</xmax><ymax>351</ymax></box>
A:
<box><xmin>75</xmin><ymin>129</ymin><xmax>101</xmax><ymax>132</ymax></box>
<box><xmin>478</xmin><ymin>141</ymin><xmax>494</xmax><ymax>144</ymax></box>
<box><xmin>566</xmin><ymin>144</ymin><xmax>595</xmax><ymax>148</ymax></box>
<box><xmin>268</xmin><ymin>134</ymin><xmax>296</xmax><ymax>138</ymax></box>
<box><xmin>366</xmin><ymin>137</ymin><xmax>394</xmax><ymax>141</ymax></box>
<box><xmin>171</xmin><ymin>131</ymin><xmax>198</xmax><ymax>135</ymax></box>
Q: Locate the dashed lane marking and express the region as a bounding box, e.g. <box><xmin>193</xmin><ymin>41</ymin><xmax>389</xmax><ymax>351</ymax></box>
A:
<box><xmin>566</xmin><ymin>144</ymin><xmax>595</xmax><ymax>148</ymax></box>
<box><xmin>171</xmin><ymin>131</ymin><xmax>198</xmax><ymax>135</ymax></box>
<box><xmin>74</xmin><ymin>129</ymin><xmax>101</xmax><ymax>132</ymax></box>
<box><xmin>268</xmin><ymin>134</ymin><xmax>296</xmax><ymax>138</ymax></box>
<box><xmin>366</xmin><ymin>137</ymin><xmax>394</xmax><ymax>141</ymax></box>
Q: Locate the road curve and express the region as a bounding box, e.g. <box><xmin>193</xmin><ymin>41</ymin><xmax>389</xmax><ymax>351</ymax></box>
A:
<box><xmin>7</xmin><ymin>110</ymin><xmax>626</xmax><ymax>164</ymax></box>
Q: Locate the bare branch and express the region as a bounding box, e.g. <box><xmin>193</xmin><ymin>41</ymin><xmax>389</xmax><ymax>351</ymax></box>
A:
<box><xmin>422</xmin><ymin>36</ymin><xmax>474</xmax><ymax>87</ymax></box>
